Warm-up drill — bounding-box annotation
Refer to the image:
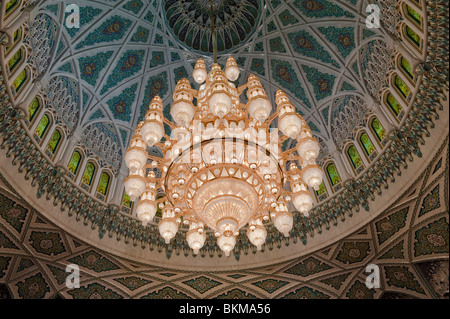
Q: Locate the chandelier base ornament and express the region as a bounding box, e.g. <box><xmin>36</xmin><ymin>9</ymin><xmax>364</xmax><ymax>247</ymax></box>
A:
<box><xmin>124</xmin><ymin>57</ymin><xmax>323</xmax><ymax>256</ymax></box>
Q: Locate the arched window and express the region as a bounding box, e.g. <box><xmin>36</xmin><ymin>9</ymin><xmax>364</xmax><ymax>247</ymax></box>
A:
<box><xmin>12</xmin><ymin>67</ymin><xmax>28</xmax><ymax>96</ymax></box>
<box><xmin>122</xmin><ymin>191</ymin><xmax>132</xmax><ymax>208</ymax></box>
<box><xmin>7</xmin><ymin>47</ymin><xmax>23</xmax><ymax>74</ymax></box>
<box><xmin>386</xmin><ymin>92</ymin><xmax>401</xmax><ymax>117</ymax></box>
<box><xmin>405</xmin><ymin>25</ymin><xmax>421</xmax><ymax>49</ymax></box>
<box><xmin>400</xmin><ymin>56</ymin><xmax>414</xmax><ymax>80</ymax></box>
<box><xmin>81</xmin><ymin>162</ymin><xmax>96</xmax><ymax>187</ymax></box>
<box><xmin>359</xmin><ymin>132</ymin><xmax>376</xmax><ymax>158</ymax></box>
<box><xmin>68</xmin><ymin>150</ymin><xmax>83</xmax><ymax>176</ymax></box>
<box><xmin>28</xmin><ymin>97</ymin><xmax>41</xmax><ymax>123</ymax></box>
<box><xmin>34</xmin><ymin>114</ymin><xmax>50</xmax><ymax>139</ymax></box>
<box><xmin>46</xmin><ymin>129</ymin><xmax>62</xmax><ymax>155</ymax></box>
<box><xmin>96</xmin><ymin>172</ymin><xmax>111</xmax><ymax>197</ymax></box>
<box><xmin>5</xmin><ymin>0</ymin><xmax>20</xmax><ymax>17</ymax></box>
<box><xmin>405</xmin><ymin>4</ymin><xmax>422</xmax><ymax>27</ymax></box>
<box><xmin>370</xmin><ymin>117</ymin><xmax>386</xmax><ymax>142</ymax></box>
<box><xmin>347</xmin><ymin>145</ymin><xmax>364</xmax><ymax>172</ymax></box>
<box><xmin>394</xmin><ymin>74</ymin><xmax>410</xmax><ymax>99</ymax></box>
<box><xmin>5</xmin><ymin>27</ymin><xmax>21</xmax><ymax>54</ymax></box>
<box><xmin>315</xmin><ymin>182</ymin><xmax>327</xmax><ymax>201</ymax></box>
<box><xmin>326</xmin><ymin>162</ymin><xmax>341</xmax><ymax>187</ymax></box>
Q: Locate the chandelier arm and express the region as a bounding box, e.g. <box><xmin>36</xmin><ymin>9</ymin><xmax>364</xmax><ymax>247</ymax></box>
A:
<box><xmin>237</xmin><ymin>83</ymin><xmax>249</xmax><ymax>95</ymax></box>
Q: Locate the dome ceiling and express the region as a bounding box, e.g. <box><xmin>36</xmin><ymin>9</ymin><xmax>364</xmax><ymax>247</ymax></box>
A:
<box><xmin>37</xmin><ymin>0</ymin><xmax>386</xmax><ymax>174</ymax></box>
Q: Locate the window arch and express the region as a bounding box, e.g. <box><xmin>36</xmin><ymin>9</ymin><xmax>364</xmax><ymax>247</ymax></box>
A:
<box><xmin>7</xmin><ymin>47</ymin><xmax>23</xmax><ymax>75</ymax></box>
<box><xmin>404</xmin><ymin>25</ymin><xmax>421</xmax><ymax>49</ymax></box>
<box><xmin>404</xmin><ymin>4</ymin><xmax>422</xmax><ymax>28</ymax></box>
<box><xmin>11</xmin><ymin>66</ymin><xmax>29</xmax><ymax>96</ymax></box>
<box><xmin>385</xmin><ymin>92</ymin><xmax>402</xmax><ymax>119</ymax></box>
<box><xmin>393</xmin><ymin>74</ymin><xmax>410</xmax><ymax>99</ymax></box>
<box><xmin>370</xmin><ymin>117</ymin><xmax>386</xmax><ymax>142</ymax></box>
<box><xmin>4</xmin><ymin>0</ymin><xmax>20</xmax><ymax>18</ymax></box>
<box><xmin>96</xmin><ymin>171</ymin><xmax>111</xmax><ymax>198</ymax></box>
<box><xmin>121</xmin><ymin>190</ymin><xmax>134</xmax><ymax>214</ymax></box>
<box><xmin>28</xmin><ymin>97</ymin><xmax>41</xmax><ymax>124</ymax></box>
<box><xmin>399</xmin><ymin>56</ymin><xmax>414</xmax><ymax>81</ymax></box>
<box><xmin>46</xmin><ymin>128</ymin><xmax>63</xmax><ymax>156</ymax></box>
<box><xmin>81</xmin><ymin>161</ymin><xmax>97</xmax><ymax>189</ymax></box>
<box><xmin>67</xmin><ymin>150</ymin><xmax>83</xmax><ymax>178</ymax></box>
<box><xmin>5</xmin><ymin>27</ymin><xmax>21</xmax><ymax>54</ymax></box>
<box><xmin>359</xmin><ymin>131</ymin><xmax>377</xmax><ymax>160</ymax></box>
<box><xmin>315</xmin><ymin>182</ymin><xmax>328</xmax><ymax>202</ymax></box>
<box><xmin>326</xmin><ymin>162</ymin><xmax>341</xmax><ymax>188</ymax></box>
<box><xmin>346</xmin><ymin>144</ymin><xmax>365</xmax><ymax>174</ymax></box>
<box><xmin>34</xmin><ymin>113</ymin><xmax>51</xmax><ymax>141</ymax></box>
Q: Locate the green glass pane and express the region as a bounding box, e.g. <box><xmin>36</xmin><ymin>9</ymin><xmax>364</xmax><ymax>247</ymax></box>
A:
<box><xmin>5</xmin><ymin>0</ymin><xmax>19</xmax><ymax>14</ymax></box>
<box><xmin>371</xmin><ymin>118</ymin><xmax>386</xmax><ymax>141</ymax></box>
<box><xmin>68</xmin><ymin>151</ymin><xmax>81</xmax><ymax>174</ymax></box>
<box><xmin>122</xmin><ymin>191</ymin><xmax>132</xmax><ymax>208</ymax></box>
<box><xmin>387</xmin><ymin>93</ymin><xmax>401</xmax><ymax>116</ymax></box>
<box><xmin>97</xmin><ymin>172</ymin><xmax>110</xmax><ymax>195</ymax></box>
<box><xmin>360</xmin><ymin>132</ymin><xmax>376</xmax><ymax>156</ymax></box>
<box><xmin>34</xmin><ymin>114</ymin><xmax>49</xmax><ymax>138</ymax></box>
<box><xmin>406</xmin><ymin>26</ymin><xmax>420</xmax><ymax>47</ymax></box>
<box><xmin>315</xmin><ymin>182</ymin><xmax>327</xmax><ymax>196</ymax></box>
<box><xmin>8</xmin><ymin>48</ymin><xmax>22</xmax><ymax>72</ymax></box>
<box><xmin>348</xmin><ymin>145</ymin><xmax>363</xmax><ymax>169</ymax></box>
<box><xmin>395</xmin><ymin>75</ymin><xmax>410</xmax><ymax>98</ymax></box>
<box><xmin>28</xmin><ymin>97</ymin><xmax>40</xmax><ymax>121</ymax></box>
<box><xmin>401</xmin><ymin>57</ymin><xmax>414</xmax><ymax>79</ymax></box>
<box><xmin>46</xmin><ymin>129</ymin><xmax>61</xmax><ymax>154</ymax></box>
<box><xmin>82</xmin><ymin>162</ymin><xmax>96</xmax><ymax>186</ymax></box>
<box><xmin>326</xmin><ymin>163</ymin><xmax>341</xmax><ymax>186</ymax></box>
<box><xmin>12</xmin><ymin>68</ymin><xmax>27</xmax><ymax>92</ymax></box>
<box><xmin>406</xmin><ymin>5</ymin><xmax>421</xmax><ymax>26</ymax></box>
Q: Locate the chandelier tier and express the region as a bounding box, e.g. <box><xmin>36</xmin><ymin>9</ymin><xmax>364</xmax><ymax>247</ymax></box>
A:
<box><xmin>124</xmin><ymin>57</ymin><xmax>324</xmax><ymax>256</ymax></box>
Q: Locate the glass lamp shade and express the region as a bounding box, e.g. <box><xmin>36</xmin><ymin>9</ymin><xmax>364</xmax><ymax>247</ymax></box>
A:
<box><xmin>136</xmin><ymin>200</ymin><xmax>157</xmax><ymax>226</ymax></box>
<box><xmin>208</xmin><ymin>92</ymin><xmax>232</xmax><ymax>118</ymax></box>
<box><xmin>248</xmin><ymin>97</ymin><xmax>272</xmax><ymax>122</ymax></box>
<box><xmin>193</xmin><ymin>59</ymin><xmax>207</xmax><ymax>84</ymax></box>
<box><xmin>292</xmin><ymin>190</ymin><xmax>313</xmax><ymax>215</ymax></box>
<box><xmin>125</xmin><ymin>146</ymin><xmax>148</xmax><ymax>171</ymax></box>
<box><xmin>297</xmin><ymin>137</ymin><xmax>320</xmax><ymax>161</ymax></box>
<box><xmin>279</xmin><ymin>114</ymin><xmax>302</xmax><ymax>139</ymax></box>
<box><xmin>186</xmin><ymin>229</ymin><xmax>206</xmax><ymax>255</ymax></box>
<box><xmin>217</xmin><ymin>234</ymin><xmax>236</xmax><ymax>256</ymax></box>
<box><xmin>159</xmin><ymin>217</ymin><xmax>179</xmax><ymax>244</ymax></box>
<box><xmin>225</xmin><ymin>66</ymin><xmax>240</xmax><ymax>81</ymax></box>
<box><xmin>171</xmin><ymin>101</ymin><xmax>194</xmax><ymax>126</ymax></box>
<box><xmin>123</xmin><ymin>173</ymin><xmax>146</xmax><ymax>201</ymax></box>
<box><xmin>273</xmin><ymin>211</ymin><xmax>293</xmax><ymax>237</ymax></box>
<box><xmin>140</xmin><ymin>121</ymin><xmax>164</xmax><ymax>147</ymax></box>
<box><xmin>302</xmin><ymin>164</ymin><xmax>323</xmax><ymax>190</ymax></box>
<box><xmin>247</xmin><ymin>225</ymin><xmax>267</xmax><ymax>250</ymax></box>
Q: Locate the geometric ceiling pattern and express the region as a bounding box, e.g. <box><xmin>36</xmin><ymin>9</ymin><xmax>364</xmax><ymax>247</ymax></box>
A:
<box><xmin>37</xmin><ymin>0</ymin><xmax>388</xmax><ymax>172</ymax></box>
<box><xmin>1</xmin><ymin>137</ymin><xmax>448</xmax><ymax>298</ymax></box>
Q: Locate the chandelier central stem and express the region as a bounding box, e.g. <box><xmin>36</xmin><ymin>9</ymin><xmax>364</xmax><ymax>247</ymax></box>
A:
<box><xmin>210</xmin><ymin>0</ymin><xmax>217</xmax><ymax>63</ymax></box>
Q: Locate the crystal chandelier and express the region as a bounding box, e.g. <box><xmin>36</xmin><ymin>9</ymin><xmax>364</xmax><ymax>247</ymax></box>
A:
<box><xmin>124</xmin><ymin>2</ymin><xmax>323</xmax><ymax>257</ymax></box>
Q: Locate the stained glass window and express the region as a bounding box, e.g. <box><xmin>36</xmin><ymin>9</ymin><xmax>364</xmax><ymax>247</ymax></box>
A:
<box><xmin>28</xmin><ymin>97</ymin><xmax>40</xmax><ymax>122</ymax></box>
<box><xmin>82</xmin><ymin>162</ymin><xmax>96</xmax><ymax>186</ymax></box>
<box><xmin>386</xmin><ymin>93</ymin><xmax>401</xmax><ymax>116</ymax></box>
<box><xmin>5</xmin><ymin>28</ymin><xmax>20</xmax><ymax>53</ymax></box>
<box><xmin>359</xmin><ymin>132</ymin><xmax>376</xmax><ymax>156</ymax></box>
<box><xmin>315</xmin><ymin>182</ymin><xmax>327</xmax><ymax>198</ymax></box>
<box><xmin>405</xmin><ymin>26</ymin><xmax>421</xmax><ymax>48</ymax></box>
<box><xmin>12</xmin><ymin>68</ymin><xmax>27</xmax><ymax>94</ymax></box>
<box><xmin>347</xmin><ymin>145</ymin><xmax>363</xmax><ymax>169</ymax></box>
<box><xmin>35</xmin><ymin>114</ymin><xmax>49</xmax><ymax>138</ymax></box>
<box><xmin>326</xmin><ymin>163</ymin><xmax>341</xmax><ymax>186</ymax></box>
<box><xmin>68</xmin><ymin>151</ymin><xmax>82</xmax><ymax>175</ymax></box>
<box><xmin>406</xmin><ymin>5</ymin><xmax>422</xmax><ymax>26</ymax></box>
<box><xmin>394</xmin><ymin>75</ymin><xmax>410</xmax><ymax>98</ymax></box>
<box><xmin>122</xmin><ymin>191</ymin><xmax>132</xmax><ymax>208</ymax></box>
<box><xmin>371</xmin><ymin>118</ymin><xmax>386</xmax><ymax>141</ymax></box>
<box><xmin>97</xmin><ymin>172</ymin><xmax>111</xmax><ymax>196</ymax></box>
<box><xmin>401</xmin><ymin>57</ymin><xmax>414</xmax><ymax>79</ymax></box>
<box><xmin>8</xmin><ymin>48</ymin><xmax>22</xmax><ymax>73</ymax></box>
<box><xmin>5</xmin><ymin>0</ymin><xmax>19</xmax><ymax>15</ymax></box>
<box><xmin>46</xmin><ymin>129</ymin><xmax>62</xmax><ymax>154</ymax></box>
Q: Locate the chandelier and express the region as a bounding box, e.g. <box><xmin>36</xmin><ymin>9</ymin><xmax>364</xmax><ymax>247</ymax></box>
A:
<box><xmin>124</xmin><ymin>2</ymin><xmax>323</xmax><ymax>257</ymax></box>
